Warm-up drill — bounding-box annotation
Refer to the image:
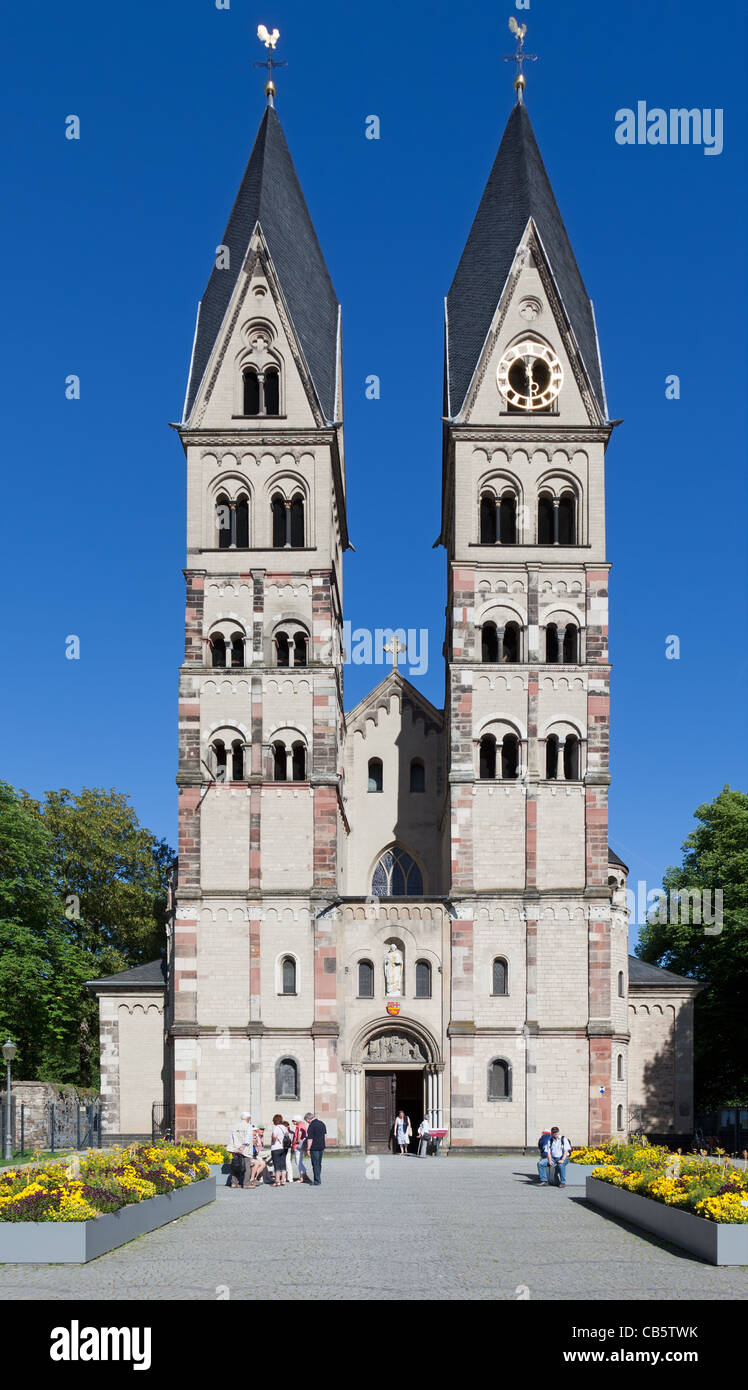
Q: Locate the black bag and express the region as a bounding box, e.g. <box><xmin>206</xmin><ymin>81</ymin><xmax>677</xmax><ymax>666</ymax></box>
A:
<box><xmin>282</xmin><ymin>1133</ymin><xmax>293</xmax><ymax>1152</ymax></box>
<box><xmin>230</xmin><ymin>1152</ymin><xmax>246</xmax><ymax>1178</ymax></box>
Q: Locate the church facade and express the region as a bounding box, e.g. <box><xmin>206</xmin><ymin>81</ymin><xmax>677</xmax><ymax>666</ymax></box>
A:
<box><xmin>90</xmin><ymin>92</ymin><xmax>700</xmax><ymax>1150</ymax></box>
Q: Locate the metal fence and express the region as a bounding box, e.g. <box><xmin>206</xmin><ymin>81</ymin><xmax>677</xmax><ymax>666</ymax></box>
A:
<box><xmin>152</xmin><ymin>1101</ymin><xmax>174</xmax><ymax>1144</ymax></box>
<box><xmin>48</xmin><ymin>1098</ymin><xmax>102</xmax><ymax>1153</ymax></box>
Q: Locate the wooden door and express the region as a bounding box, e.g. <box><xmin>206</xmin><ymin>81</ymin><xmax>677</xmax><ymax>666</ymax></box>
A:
<box><xmin>365</xmin><ymin>1072</ymin><xmax>395</xmax><ymax>1151</ymax></box>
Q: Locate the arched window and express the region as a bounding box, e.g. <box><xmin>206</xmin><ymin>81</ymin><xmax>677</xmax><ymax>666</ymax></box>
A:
<box><xmin>276</xmin><ymin>1057</ymin><xmax>299</xmax><ymax>1099</ymax></box>
<box><xmin>371</xmin><ymin>847</ymin><xmax>423</xmax><ymax>897</ymax></box>
<box><xmin>216</xmin><ymin>494</ymin><xmax>232</xmax><ymax>550</ymax></box>
<box><xmin>616</xmin><ymin>1104</ymin><xmax>623</xmax><ymax>1131</ymax></box>
<box><xmin>558</xmin><ymin>491</ymin><xmax>576</xmax><ymax>545</ymax></box>
<box><xmin>276</xmin><ymin>632</ymin><xmax>290</xmax><ymax>667</ymax></box>
<box><xmin>617</xmin><ymin>970</ymin><xmax>624</xmax><ymax>998</ymax></box>
<box><xmin>538</xmin><ymin>493</ymin><xmax>554</xmax><ymax>544</ymax></box>
<box><xmin>562</xmin><ymin>624</ymin><xmax>578</xmax><ymax>663</ymax></box>
<box><xmin>415</xmin><ymin>960</ymin><xmax>432</xmax><ymax>999</ymax></box>
<box><xmin>545</xmin><ymin>623</ymin><xmax>558</xmax><ymax>664</ymax></box>
<box><xmin>617</xmin><ymin>1053</ymin><xmax>623</xmax><ymax>1081</ymax></box>
<box><xmin>481</xmin><ymin>623</ymin><xmax>499</xmax><ymax>663</ymax></box>
<box><xmin>243</xmin><ymin>368</ymin><xmax>260</xmax><ymax>415</ymax></box>
<box><xmin>545</xmin><ymin>734</ymin><xmax>559</xmax><ymax>780</ymax></box>
<box><xmin>212</xmin><ymin>740</ymin><xmax>227</xmax><ymax>781</ymax></box>
<box><xmin>291</xmin><ymin>741</ymin><xmax>306</xmax><ymax>781</ymax></box>
<box><xmin>367</xmin><ymin>758</ymin><xmax>383</xmax><ymax>793</ymax></box>
<box><xmin>410</xmin><ymin>758</ymin><xmax>425</xmax><ymax>793</ymax></box>
<box><xmin>502</xmin><ymin>621</ymin><xmax>520</xmax><ymax>663</ymax></box>
<box><xmin>488</xmin><ymin>1059</ymin><xmax>511</xmax><ymax>1101</ymax></box>
<box><xmin>230</xmin><ymin>634</ymin><xmax>244</xmax><ymax>668</ymax></box>
<box><xmin>501</xmin><ymin>733</ymin><xmax>519</xmax><ymax>779</ymax></box>
<box><xmin>273</xmin><ymin>741</ymin><xmax>287</xmax><ymax>781</ymax></box>
<box><xmin>231</xmin><ymin>740</ymin><xmax>244</xmax><ymax>782</ymax></box>
<box><xmin>211</xmin><ymin>634</ymin><xmax>227</xmax><ymax>669</ymax></box>
<box><xmin>271</xmin><ymin>494</ymin><xmax>287</xmax><ymax>548</ymax></box>
<box><xmin>499</xmin><ymin>490</ymin><xmax>517</xmax><ymax>544</ymax></box>
<box><xmin>234</xmin><ymin>496</ymin><xmax>249</xmax><ymax>548</ymax></box>
<box><xmin>289</xmin><ymin>494</ymin><xmax>305</xmax><ymax>548</ymax></box>
<box><xmin>479</xmin><ymin>734</ymin><xmax>496</xmax><ymax>780</ymax></box>
<box><xmin>281</xmin><ymin>956</ymin><xmax>297</xmax><ymax>995</ymax></box>
<box><xmin>264</xmin><ymin>366</ymin><xmax>280</xmax><ymax>415</ymax></box>
<box><xmin>563</xmin><ymin>734</ymin><xmax>580</xmax><ymax>781</ymax></box>
<box><xmin>358</xmin><ymin>959</ymin><xmax>374</xmax><ymax>998</ymax></box>
<box><xmin>480</xmin><ymin>492</ymin><xmax>497</xmax><ymax>544</ymax></box>
<box><xmin>293</xmin><ymin>633</ymin><xmax>308</xmax><ymax>666</ymax></box>
<box><xmin>492</xmin><ymin>958</ymin><xmax>508</xmax><ymax>996</ymax></box>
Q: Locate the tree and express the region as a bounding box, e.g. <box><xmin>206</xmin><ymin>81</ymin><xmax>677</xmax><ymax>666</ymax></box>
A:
<box><xmin>636</xmin><ymin>785</ymin><xmax>748</xmax><ymax>1111</ymax></box>
<box><xmin>0</xmin><ymin>783</ymin><xmax>173</xmax><ymax>1086</ymax></box>
<box><xmin>22</xmin><ymin>787</ymin><xmax>173</xmax><ymax>976</ymax></box>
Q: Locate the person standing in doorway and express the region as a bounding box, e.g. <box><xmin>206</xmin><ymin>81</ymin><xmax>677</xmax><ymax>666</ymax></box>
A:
<box><xmin>393</xmin><ymin>1109</ymin><xmax>412</xmax><ymax>1155</ymax></box>
<box><xmin>417</xmin><ymin>1115</ymin><xmax>431</xmax><ymax>1158</ymax></box>
<box><xmin>304</xmin><ymin>1110</ymin><xmax>326</xmax><ymax>1185</ymax></box>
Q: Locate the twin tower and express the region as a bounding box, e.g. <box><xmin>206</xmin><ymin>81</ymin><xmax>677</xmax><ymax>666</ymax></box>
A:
<box><xmin>169</xmin><ymin>95</ymin><xmax>629</xmax><ymax>1150</ymax></box>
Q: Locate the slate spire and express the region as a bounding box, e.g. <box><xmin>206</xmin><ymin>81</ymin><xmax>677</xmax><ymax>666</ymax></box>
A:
<box><xmin>445</xmin><ymin>102</ymin><xmax>606</xmax><ymax>419</ymax></box>
<box><xmin>184</xmin><ymin>105</ymin><xmax>339</xmax><ymax>423</ymax></box>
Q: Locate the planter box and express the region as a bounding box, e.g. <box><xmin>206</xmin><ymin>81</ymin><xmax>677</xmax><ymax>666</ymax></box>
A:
<box><xmin>585</xmin><ymin>1177</ymin><xmax>748</xmax><ymax>1266</ymax></box>
<box><xmin>565</xmin><ymin>1163</ymin><xmax>596</xmax><ymax>1185</ymax></box>
<box><xmin>0</xmin><ymin>1176</ymin><xmax>215</xmax><ymax>1265</ymax></box>
<box><xmin>210</xmin><ymin>1163</ymin><xmax>231</xmax><ymax>1181</ymax></box>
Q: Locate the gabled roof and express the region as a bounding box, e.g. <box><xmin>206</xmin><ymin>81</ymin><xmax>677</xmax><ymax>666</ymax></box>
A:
<box><xmin>628</xmin><ymin>955</ymin><xmax>703</xmax><ymax>992</ymax></box>
<box><xmin>346</xmin><ymin>671</ymin><xmax>444</xmax><ymax>737</ymax></box>
<box><xmin>86</xmin><ymin>957</ymin><xmax>167</xmax><ymax>994</ymax></box>
<box><xmin>445</xmin><ymin>102</ymin><xmax>606</xmax><ymax>420</ymax></box>
<box><xmin>183</xmin><ymin>105</ymin><xmax>339</xmax><ymax>424</ymax></box>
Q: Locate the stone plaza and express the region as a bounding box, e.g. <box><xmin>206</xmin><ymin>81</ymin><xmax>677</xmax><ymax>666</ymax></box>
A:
<box><xmin>0</xmin><ymin>1159</ymin><xmax>745</xmax><ymax>1301</ymax></box>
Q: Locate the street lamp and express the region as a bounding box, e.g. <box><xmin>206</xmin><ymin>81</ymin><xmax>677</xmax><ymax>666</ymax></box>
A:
<box><xmin>2</xmin><ymin>1040</ymin><xmax>17</xmax><ymax>1161</ymax></box>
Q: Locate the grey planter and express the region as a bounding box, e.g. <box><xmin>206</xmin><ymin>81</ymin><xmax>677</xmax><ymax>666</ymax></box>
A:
<box><xmin>0</xmin><ymin>1176</ymin><xmax>215</xmax><ymax>1265</ymax></box>
<box><xmin>585</xmin><ymin>1177</ymin><xmax>748</xmax><ymax>1266</ymax></box>
<box><xmin>565</xmin><ymin>1163</ymin><xmax>596</xmax><ymax>1185</ymax></box>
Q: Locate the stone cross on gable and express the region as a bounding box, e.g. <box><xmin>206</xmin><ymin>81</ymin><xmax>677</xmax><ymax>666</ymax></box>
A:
<box><xmin>384</xmin><ymin>635</ymin><xmax>406</xmax><ymax>670</ymax></box>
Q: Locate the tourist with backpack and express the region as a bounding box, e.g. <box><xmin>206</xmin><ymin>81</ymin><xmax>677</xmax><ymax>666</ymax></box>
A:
<box><xmin>548</xmin><ymin>1128</ymin><xmax>572</xmax><ymax>1185</ymax></box>
<box><xmin>536</xmin><ymin>1128</ymin><xmax>552</xmax><ymax>1184</ymax></box>
<box><xmin>270</xmin><ymin>1113</ymin><xmax>289</xmax><ymax>1186</ymax></box>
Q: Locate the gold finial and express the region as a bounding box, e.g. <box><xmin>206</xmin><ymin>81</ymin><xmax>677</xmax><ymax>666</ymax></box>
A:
<box><xmin>254</xmin><ymin>24</ymin><xmax>287</xmax><ymax>108</ymax></box>
<box><xmin>503</xmin><ymin>17</ymin><xmax>538</xmax><ymax>105</ymax></box>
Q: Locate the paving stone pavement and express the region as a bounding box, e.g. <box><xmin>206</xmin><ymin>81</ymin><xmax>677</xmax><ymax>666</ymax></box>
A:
<box><xmin>0</xmin><ymin>1156</ymin><xmax>745</xmax><ymax>1301</ymax></box>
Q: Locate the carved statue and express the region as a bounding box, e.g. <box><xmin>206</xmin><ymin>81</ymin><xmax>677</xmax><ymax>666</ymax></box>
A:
<box><xmin>384</xmin><ymin>943</ymin><xmax>404</xmax><ymax>997</ymax></box>
<box><xmin>363</xmin><ymin>1033</ymin><xmax>426</xmax><ymax>1063</ymax></box>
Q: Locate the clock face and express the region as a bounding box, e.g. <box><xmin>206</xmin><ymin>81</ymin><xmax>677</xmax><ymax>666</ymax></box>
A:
<box><xmin>497</xmin><ymin>340</ymin><xmax>563</xmax><ymax>410</ymax></box>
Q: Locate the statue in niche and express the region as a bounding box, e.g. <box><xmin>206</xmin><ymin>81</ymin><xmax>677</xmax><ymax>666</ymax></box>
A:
<box><xmin>384</xmin><ymin>943</ymin><xmax>404</xmax><ymax>997</ymax></box>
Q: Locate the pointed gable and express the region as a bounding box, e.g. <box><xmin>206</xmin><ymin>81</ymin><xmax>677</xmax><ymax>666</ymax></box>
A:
<box><xmin>184</xmin><ymin>105</ymin><xmax>339</xmax><ymax>424</ymax></box>
<box><xmin>446</xmin><ymin>102</ymin><xmax>606</xmax><ymax>419</ymax></box>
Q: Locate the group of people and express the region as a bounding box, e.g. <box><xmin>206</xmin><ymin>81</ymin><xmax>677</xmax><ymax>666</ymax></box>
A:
<box><xmin>227</xmin><ymin>1111</ymin><xmax>327</xmax><ymax>1188</ymax></box>
<box><xmin>392</xmin><ymin>1111</ymin><xmax>434</xmax><ymax>1156</ymax></box>
<box><xmin>536</xmin><ymin>1127</ymin><xmax>572</xmax><ymax>1185</ymax></box>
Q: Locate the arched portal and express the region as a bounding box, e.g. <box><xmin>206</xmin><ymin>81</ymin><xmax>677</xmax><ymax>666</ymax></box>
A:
<box><xmin>348</xmin><ymin>1018</ymin><xmax>443</xmax><ymax>1152</ymax></box>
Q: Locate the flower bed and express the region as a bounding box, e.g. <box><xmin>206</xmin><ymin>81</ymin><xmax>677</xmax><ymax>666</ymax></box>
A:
<box><xmin>0</xmin><ymin>1144</ymin><xmax>215</xmax><ymax>1263</ymax></box>
<box><xmin>583</xmin><ymin>1141</ymin><xmax>748</xmax><ymax>1265</ymax></box>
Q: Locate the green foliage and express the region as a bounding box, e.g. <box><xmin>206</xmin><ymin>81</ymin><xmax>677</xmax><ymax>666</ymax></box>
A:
<box><xmin>0</xmin><ymin>782</ymin><xmax>172</xmax><ymax>1087</ymax></box>
<box><xmin>637</xmin><ymin>785</ymin><xmax>748</xmax><ymax>1111</ymax></box>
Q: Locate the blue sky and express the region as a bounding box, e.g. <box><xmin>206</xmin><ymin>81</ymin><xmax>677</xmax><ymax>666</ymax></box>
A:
<box><xmin>2</xmin><ymin>0</ymin><xmax>746</xmax><ymax>938</ymax></box>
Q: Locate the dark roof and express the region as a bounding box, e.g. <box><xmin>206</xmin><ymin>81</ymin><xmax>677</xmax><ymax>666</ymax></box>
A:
<box><xmin>86</xmin><ymin>958</ymin><xmax>167</xmax><ymax>992</ymax></box>
<box><xmin>445</xmin><ymin>102</ymin><xmax>605</xmax><ymax>419</ymax></box>
<box><xmin>184</xmin><ymin>105</ymin><xmax>339</xmax><ymax>423</ymax></box>
<box><xmin>608</xmin><ymin>847</ymin><xmax>629</xmax><ymax>871</ymax></box>
<box><xmin>628</xmin><ymin>955</ymin><xmax>701</xmax><ymax>990</ymax></box>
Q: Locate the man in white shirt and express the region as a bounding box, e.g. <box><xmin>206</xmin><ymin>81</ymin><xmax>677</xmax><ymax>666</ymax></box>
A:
<box><xmin>228</xmin><ymin>1111</ymin><xmax>253</xmax><ymax>1189</ymax></box>
<box><xmin>417</xmin><ymin>1116</ymin><xmax>431</xmax><ymax>1157</ymax></box>
<box><xmin>548</xmin><ymin>1127</ymin><xmax>572</xmax><ymax>1186</ymax></box>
